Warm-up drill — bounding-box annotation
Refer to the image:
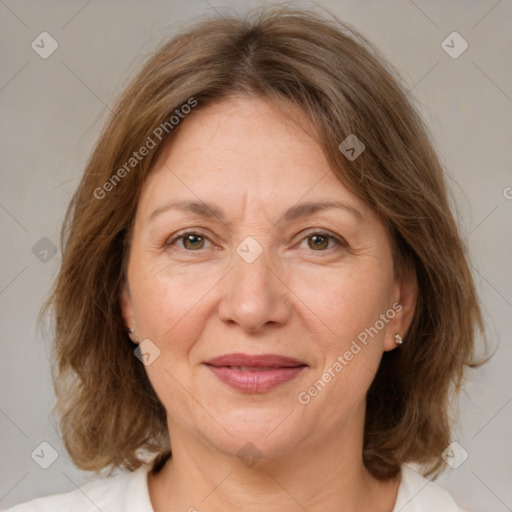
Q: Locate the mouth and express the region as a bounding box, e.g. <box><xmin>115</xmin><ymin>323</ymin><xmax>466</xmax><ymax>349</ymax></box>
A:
<box><xmin>204</xmin><ymin>353</ymin><xmax>308</xmax><ymax>393</ymax></box>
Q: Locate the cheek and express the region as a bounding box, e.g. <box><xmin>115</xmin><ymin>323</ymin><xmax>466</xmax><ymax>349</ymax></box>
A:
<box><xmin>129</xmin><ymin>257</ymin><xmax>216</xmax><ymax>344</ymax></box>
<box><xmin>128</xmin><ymin>263</ymin><xmax>213</xmax><ymax>423</ymax></box>
<box><xmin>292</xmin><ymin>257</ymin><xmax>394</xmax><ymax>349</ymax></box>
<box><xmin>294</xmin><ymin>279</ymin><xmax>389</xmax><ymax>428</ymax></box>
<box><xmin>290</xmin><ymin>255</ymin><xmax>394</xmax><ymax>414</ymax></box>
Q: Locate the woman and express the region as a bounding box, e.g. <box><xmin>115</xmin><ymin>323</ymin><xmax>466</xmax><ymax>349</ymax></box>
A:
<box><xmin>7</xmin><ymin>6</ymin><xmax>485</xmax><ymax>511</ymax></box>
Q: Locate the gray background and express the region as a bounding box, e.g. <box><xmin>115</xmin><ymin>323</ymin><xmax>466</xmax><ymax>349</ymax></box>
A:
<box><xmin>1</xmin><ymin>0</ymin><xmax>511</xmax><ymax>510</ymax></box>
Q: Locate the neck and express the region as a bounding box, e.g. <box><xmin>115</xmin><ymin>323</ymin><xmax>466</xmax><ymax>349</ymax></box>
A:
<box><xmin>148</xmin><ymin>411</ymin><xmax>399</xmax><ymax>511</ymax></box>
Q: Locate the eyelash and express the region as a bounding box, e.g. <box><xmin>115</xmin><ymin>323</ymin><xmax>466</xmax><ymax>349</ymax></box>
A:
<box><xmin>166</xmin><ymin>228</ymin><xmax>347</xmax><ymax>253</ymax></box>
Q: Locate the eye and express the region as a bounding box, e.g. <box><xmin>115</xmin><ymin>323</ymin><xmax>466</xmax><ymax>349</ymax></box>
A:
<box><xmin>299</xmin><ymin>230</ymin><xmax>347</xmax><ymax>252</ymax></box>
<box><xmin>166</xmin><ymin>229</ymin><xmax>347</xmax><ymax>253</ymax></box>
<box><xmin>166</xmin><ymin>229</ymin><xmax>212</xmax><ymax>251</ymax></box>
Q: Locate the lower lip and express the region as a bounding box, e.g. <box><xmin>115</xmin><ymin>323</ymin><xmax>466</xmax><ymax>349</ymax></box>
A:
<box><xmin>205</xmin><ymin>365</ymin><xmax>306</xmax><ymax>392</ymax></box>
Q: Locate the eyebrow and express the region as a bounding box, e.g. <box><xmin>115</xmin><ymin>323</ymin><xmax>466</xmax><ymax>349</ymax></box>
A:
<box><xmin>148</xmin><ymin>199</ymin><xmax>365</xmax><ymax>224</ymax></box>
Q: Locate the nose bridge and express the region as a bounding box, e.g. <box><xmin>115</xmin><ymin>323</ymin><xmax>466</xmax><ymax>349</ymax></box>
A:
<box><xmin>233</xmin><ymin>234</ymin><xmax>278</xmax><ymax>298</ymax></box>
<box><xmin>218</xmin><ymin>234</ymin><xmax>290</xmax><ymax>331</ymax></box>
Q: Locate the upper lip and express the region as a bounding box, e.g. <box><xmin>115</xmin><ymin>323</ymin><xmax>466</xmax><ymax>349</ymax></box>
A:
<box><xmin>204</xmin><ymin>353</ymin><xmax>307</xmax><ymax>368</ymax></box>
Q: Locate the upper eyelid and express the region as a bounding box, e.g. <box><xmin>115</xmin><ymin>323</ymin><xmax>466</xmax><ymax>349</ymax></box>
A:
<box><xmin>167</xmin><ymin>227</ymin><xmax>346</xmax><ymax>247</ymax></box>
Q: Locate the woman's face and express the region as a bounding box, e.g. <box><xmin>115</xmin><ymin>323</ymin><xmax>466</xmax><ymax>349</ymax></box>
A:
<box><xmin>121</xmin><ymin>95</ymin><xmax>415</xmax><ymax>461</ymax></box>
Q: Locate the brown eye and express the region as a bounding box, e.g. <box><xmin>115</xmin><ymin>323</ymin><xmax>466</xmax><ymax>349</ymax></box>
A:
<box><xmin>307</xmin><ymin>233</ymin><xmax>330</xmax><ymax>250</ymax></box>
<box><xmin>182</xmin><ymin>233</ymin><xmax>205</xmax><ymax>250</ymax></box>
<box><xmin>167</xmin><ymin>230</ymin><xmax>211</xmax><ymax>251</ymax></box>
<box><xmin>301</xmin><ymin>230</ymin><xmax>349</xmax><ymax>255</ymax></box>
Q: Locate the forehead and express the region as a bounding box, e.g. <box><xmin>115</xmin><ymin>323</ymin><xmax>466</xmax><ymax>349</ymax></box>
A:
<box><xmin>137</xmin><ymin>95</ymin><xmax>371</xmax><ymax>221</ymax></box>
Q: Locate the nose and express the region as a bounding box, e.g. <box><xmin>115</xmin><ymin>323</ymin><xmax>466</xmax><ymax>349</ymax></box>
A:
<box><xmin>217</xmin><ymin>243</ymin><xmax>292</xmax><ymax>333</ymax></box>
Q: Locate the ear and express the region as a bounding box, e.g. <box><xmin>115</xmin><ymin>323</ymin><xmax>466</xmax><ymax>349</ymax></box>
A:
<box><xmin>383</xmin><ymin>261</ymin><xmax>418</xmax><ymax>352</ymax></box>
<box><xmin>120</xmin><ymin>279</ymin><xmax>137</xmax><ymax>339</ymax></box>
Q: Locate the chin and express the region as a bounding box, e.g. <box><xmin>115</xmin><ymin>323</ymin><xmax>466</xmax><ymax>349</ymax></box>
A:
<box><xmin>200</xmin><ymin>407</ymin><xmax>310</xmax><ymax>463</ymax></box>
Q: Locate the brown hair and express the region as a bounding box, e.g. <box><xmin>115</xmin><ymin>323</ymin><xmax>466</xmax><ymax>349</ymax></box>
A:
<box><xmin>42</xmin><ymin>5</ymin><xmax>486</xmax><ymax>480</ymax></box>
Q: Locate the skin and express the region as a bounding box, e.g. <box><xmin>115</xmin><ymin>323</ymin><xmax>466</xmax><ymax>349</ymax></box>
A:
<box><xmin>120</xmin><ymin>95</ymin><xmax>417</xmax><ymax>512</ymax></box>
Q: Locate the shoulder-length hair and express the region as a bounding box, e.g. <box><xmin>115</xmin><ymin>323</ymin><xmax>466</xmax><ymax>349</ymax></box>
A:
<box><xmin>43</xmin><ymin>5</ymin><xmax>486</xmax><ymax>480</ymax></box>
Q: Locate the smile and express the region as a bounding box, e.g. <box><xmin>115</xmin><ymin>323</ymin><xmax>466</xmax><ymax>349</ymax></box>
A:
<box><xmin>204</xmin><ymin>353</ymin><xmax>308</xmax><ymax>393</ymax></box>
<box><xmin>205</xmin><ymin>365</ymin><xmax>306</xmax><ymax>392</ymax></box>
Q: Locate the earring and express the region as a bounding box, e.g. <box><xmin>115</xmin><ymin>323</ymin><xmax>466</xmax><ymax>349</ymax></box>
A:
<box><xmin>126</xmin><ymin>328</ymin><xmax>139</xmax><ymax>344</ymax></box>
<box><xmin>394</xmin><ymin>333</ymin><xmax>403</xmax><ymax>345</ymax></box>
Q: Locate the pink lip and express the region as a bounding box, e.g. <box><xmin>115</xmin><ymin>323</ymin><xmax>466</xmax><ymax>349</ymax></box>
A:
<box><xmin>204</xmin><ymin>353</ymin><xmax>307</xmax><ymax>393</ymax></box>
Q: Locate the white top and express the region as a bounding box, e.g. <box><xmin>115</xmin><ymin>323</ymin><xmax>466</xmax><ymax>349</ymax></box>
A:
<box><xmin>4</xmin><ymin>464</ymin><xmax>463</xmax><ymax>511</ymax></box>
